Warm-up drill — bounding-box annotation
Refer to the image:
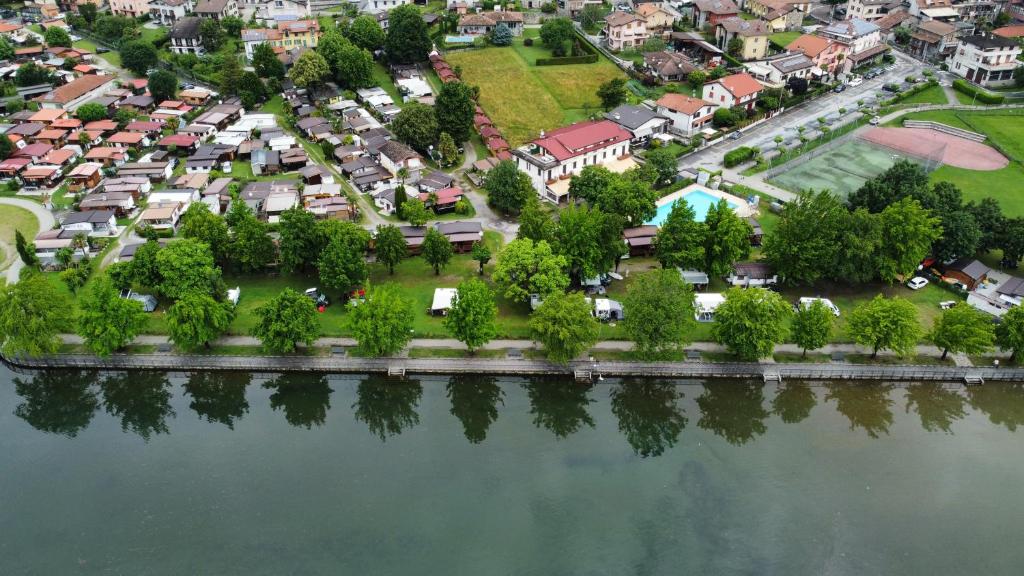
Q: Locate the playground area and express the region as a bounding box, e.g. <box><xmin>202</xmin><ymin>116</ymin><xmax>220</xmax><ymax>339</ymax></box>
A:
<box><xmin>768</xmin><ymin>125</ymin><xmax>1007</xmax><ymax>198</ymax></box>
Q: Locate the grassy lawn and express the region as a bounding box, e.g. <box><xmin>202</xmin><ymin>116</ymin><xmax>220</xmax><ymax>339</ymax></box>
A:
<box><xmin>72</xmin><ymin>39</ymin><xmax>99</xmax><ymax>53</ymax></box>
<box><xmin>0</xmin><ymin>205</ymin><xmax>39</xmax><ymax>270</ymax></box>
<box><xmin>928</xmin><ymin>163</ymin><xmax>1024</xmax><ymax>217</ymax></box>
<box><xmin>371</xmin><ymin>63</ymin><xmax>405</xmax><ymax>107</ymax></box>
<box><xmin>769</xmin><ymin>31</ymin><xmax>801</xmax><ymax>48</ymax></box>
<box><xmin>896</xmin><ymin>84</ymin><xmax>949</xmax><ymax>106</ymax></box>
<box><xmin>447</xmin><ymin>40</ymin><xmax>627</xmax><ymax>146</ymax></box>
<box><xmin>259</xmin><ymin>95</ymin><xmax>287</xmax><ymax>116</ymax></box>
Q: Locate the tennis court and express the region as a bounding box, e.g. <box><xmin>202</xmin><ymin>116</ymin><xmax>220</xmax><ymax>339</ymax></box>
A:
<box><xmin>768</xmin><ymin>139</ymin><xmax>932</xmax><ymax>199</ymax></box>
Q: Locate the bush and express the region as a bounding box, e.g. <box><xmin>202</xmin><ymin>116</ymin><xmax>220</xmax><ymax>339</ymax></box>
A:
<box><xmin>536</xmin><ymin>54</ymin><xmax>598</xmax><ymax>66</ymax></box>
<box><xmin>952</xmin><ymin>79</ymin><xmax>1005</xmax><ymax>104</ymax></box>
<box><xmin>724</xmin><ymin>146</ymin><xmax>754</xmax><ymax>168</ymax></box>
<box><xmin>523</xmin><ymin>37</ymin><xmax>533</xmax><ymax>47</ymax></box>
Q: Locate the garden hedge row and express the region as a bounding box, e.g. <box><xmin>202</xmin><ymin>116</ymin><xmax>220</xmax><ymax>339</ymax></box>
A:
<box><xmin>536</xmin><ymin>54</ymin><xmax>598</xmax><ymax>66</ymax></box>
<box><xmin>724</xmin><ymin>146</ymin><xmax>755</xmax><ymax>167</ymax></box>
<box><xmin>952</xmin><ymin>79</ymin><xmax>1005</xmax><ymax>104</ymax></box>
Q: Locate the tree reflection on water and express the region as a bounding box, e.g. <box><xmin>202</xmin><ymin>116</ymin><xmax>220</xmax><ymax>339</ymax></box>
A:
<box><xmin>696</xmin><ymin>382</ymin><xmax>768</xmax><ymax>446</ymax></box>
<box><xmin>610</xmin><ymin>379</ymin><xmax>687</xmax><ymax>457</ymax></box>
<box><xmin>264</xmin><ymin>373</ymin><xmax>333</xmax><ymax>429</ymax></box>
<box><xmin>447</xmin><ymin>374</ymin><xmax>503</xmax><ymax>444</ymax></box>
<box><xmin>353</xmin><ymin>375</ymin><xmax>422</xmax><ymax>441</ymax></box>
<box><xmin>825</xmin><ymin>383</ymin><xmax>894</xmax><ymax>438</ymax></box>
<box><xmin>904</xmin><ymin>383</ymin><xmax>966</xmax><ymax>434</ymax></box>
<box><xmin>771</xmin><ymin>381</ymin><xmax>816</xmax><ymax>424</ymax></box>
<box><xmin>14</xmin><ymin>370</ymin><xmax>100</xmax><ymax>438</ymax></box>
<box><xmin>523</xmin><ymin>378</ymin><xmax>594</xmax><ymax>439</ymax></box>
<box><xmin>184</xmin><ymin>371</ymin><xmax>251</xmax><ymax>429</ymax></box>
<box><xmin>100</xmin><ymin>371</ymin><xmax>175</xmax><ymax>441</ymax></box>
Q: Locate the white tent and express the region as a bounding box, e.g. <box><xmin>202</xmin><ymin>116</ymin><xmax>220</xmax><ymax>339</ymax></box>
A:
<box><xmin>431</xmin><ymin>288</ymin><xmax>458</xmax><ymax>316</ymax></box>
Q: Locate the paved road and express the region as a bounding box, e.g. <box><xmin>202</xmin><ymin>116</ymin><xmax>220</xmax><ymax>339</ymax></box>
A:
<box><xmin>454</xmin><ymin>140</ymin><xmax>519</xmax><ymax>242</ymax></box>
<box><xmin>0</xmin><ymin>198</ymin><xmax>56</xmax><ymax>284</ymax></box>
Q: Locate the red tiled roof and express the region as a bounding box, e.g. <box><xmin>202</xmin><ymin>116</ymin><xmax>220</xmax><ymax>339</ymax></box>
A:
<box><xmin>15</xmin><ymin>143</ymin><xmax>53</xmax><ymax>157</ymax></box>
<box><xmin>713</xmin><ymin>72</ymin><xmax>763</xmax><ymax>99</ymax></box>
<box><xmin>787</xmin><ymin>34</ymin><xmax>830</xmax><ymax>57</ymax></box>
<box><xmin>657</xmin><ymin>93</ymin><xmax>713</xmax><ymax>115</ymax></box>
<box><xmin>533</xmin><ymin>120</ymin><xmax>630</xmax><ymax>162</ymax></box>
<box><xmin>994</xmin><ymin>25</ymin><xmax>1024</xmax><ymax>38</ymax></box>
<box><xmin>420</xmin><ymin>186</ymin><xmax>463</xmax><ymax>204</ymax></box>
<box><xmin>107</xmin><ymin>132</ymin><xmax>146</xmax><ymax>144</ymax></box>
<box><xmin>37</xmin><ymin>74</ymin><xmax>113</xmax><ymax>105</ymax></box>
<box><xmin>85</xmin><ymin>120</ymin><xmax>118</xmax><ymax>131</ymax></box>
<box><xmin>35</xmin><ymin>129</ymin><xmax>67</xmax><ymax>140</ymax></box>
<box><xmin>125</xmin><ymin>121</ymin><xmax>163</xmax><ymax>132</ymax></box>
<box><xmin>158</xmin><ymin>134</ymin><xmax>199</xmax><ymax>147</ymax></box>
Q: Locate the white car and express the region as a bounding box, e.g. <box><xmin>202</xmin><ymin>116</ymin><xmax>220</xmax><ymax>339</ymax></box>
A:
<box><xmin>798</xmin><ymin>297</ymin><xmax>841</xmax><ymax>317</ymax></box>
<box><xmin>869</xmin><ymin>116</ymin><xmax>881</xmax><ymax>125</ymax></box>
<box><xmin>939</xmin><ymin>301</ymin><xmax>958</xmax><ymax>310</ymax></box>
<box><xmin>848</xmin><ymin>76</ymin><xmax>864</xmax><ymax>87</ymax></box>
<box><xmin>907</xmin><ymin>277</ymin><xmax>929</xmax><ymax>290</ymax></box>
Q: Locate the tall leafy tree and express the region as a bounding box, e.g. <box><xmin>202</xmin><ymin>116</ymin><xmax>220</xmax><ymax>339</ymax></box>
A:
<box><xmin>147</xmin><ymin>70</ymin><xmax>177</xmax><ymax>103</ymax></box>
<box><xmin>15</xmin><ymin>62</ymin><xmax>54</xmax><ymax>86</ymax></box>
<box><xmin>568</xmin><ymin>165</ymin><xmax>614</xmax><ymax>203</ymax></box>
<box><xmin>374</xmin><ymin>224</ymin><xmax>407</xmax><ymax>274</ymax></box>
<box><xmin>517</xmin><ymin>194</ymin><xmax>556</xmax><ymax>243</ymax></box>
<box><xmin>0</xmin><ymin>270</ymin><xmax>69</xmax><ymax>357</ymax></box>
<box><xmin>251</xmin><ymin>288</ymin><xmax>320</xmax><ymax>353</ymax></box>
<box><xmin>877</xmin><ymin>197</ymin><xmax>942</xmax><ymax>284</ymax></box>
<box><xmin>848</xmin><ymin>295</ymin><xmax>921</xmax><ymax>358</ymax></box>
<box><xmin>76</xmin><ymin>274</ymin><xmax>146</xmax><ymax>357</ymax></box>
<box><xmin>539</xmin><ymin>17</ymin><xmax>574</xmax><ymax>51</ymax></box>
<box><xmin>591</xmin><ymin>172</ymin><xmax>658</xmax><ymax>225</ymax></box>
<box><xmin>848</xmin><ymin>160</ymin><xmax>930</xmax><ymax>213</ymax></box>
<box><xmin>490</xmin><ymin>22</ymin><xmax>513</xmax><ymax>46</ymax></box>
<box><xmin>75</xmin><ymin>102</ymin><xmax>108</xmax><ymax>123</ymax></box>
<box><xmin>471</xmin><ymin>240</ymin><xmax>491</xmax><ymax>275</ymax></box>
<box><xmin>833</xmin><ymin>208</ymin><xmax>883</xmax><ymax>284</ymax></box>
<box><xmin>347</xmin><ymin>283</ymin><xmax>415</xmax><ymax>356</ymax></box>
<box><xmin>444</xmin><ymin>278</ymin><xmax>498</xmax><ymax>352</ymax></box>
<box><xmin>179</xmin><ymin>202</ymin><xmax>229</xmax><ymax>263</ymax></box>
<box><xmin>437</xmin><ymin>131</ymin><xmax>458</xmax><ymax>166</ymax></box>
<box><xmin>14</xmin><ymin>230</ymin><xmax>39</xmax><ymax>268</ymax></box>
<box><xmin>529</xmin><ymin>292</ymin><xmax>600</xmax><ymax>363</ymax></box>
<box><xmin>492</xmin><ymin>238</ymin><xmax>569</xmax><ymax>303</ymax></box>
<box><xmin>623</xmin><ymin>269</ymin><xmax>696</xmax><ymax>359</ymax></box>
<box><xmin>348</xmin><ymin>14</ymin><xmax>385</xmax><ymax>51</ymax></box>
<box><xmin>252</xmin><ymin>42</ymin><xmax>285</xmax><ymax>79</ymax></box>
<box><xmin>930</xmin><ymin>303</ymin><xmax>995</xmax><ymax>360</ymax></box>
<box><xmin>318</xmin><ymin>224</ymin><xmax>369</xmax><ymax>295</ymax></box>
<box><xmin>392</xmin><ymin>102</ymin><xmax>438</xmax><ymax>152</ymax></box>
<box><xmin>645</xmin><ymin>146</ymin><xmax>678</xmax><ymax>187</ymax></box>
<box><xmin>712</xmin><ymin>287</ymin><xmax>791</xmax><ymax>360</ymax></box>
<box><xmin>44</xmin><ymin>26</ymin><xmax>72</xmax><ymax>47</ymax></box>
<box><xmin>999</xmin><ymin>217</ymin><xmax>1024</xmax><ymax>265</ymax></box>
<box><xmin>336</xmin><ymin>43</ymin><xmax>375</xmax><ymax>89</ymax></box>
<box><xmin>422</xmin><ymin>228</ymin><xmax>453</xmax><ymax>275</ymax></box>
<box><xmin>230</xmin><ymin>214</ymin><xmax>275</xmax><ymax>272</ymax></box>
<box><xmin>654</xmin><ymin>200</ymin><xmax>706</xmax><ymax>270</ymax></box>
<box><xmin>155</xmin><ymin>239</ymin><xmax>222</xmax><ymax>299</ymax></box>
<box><xmin>119</xmin><ymin>40</ymin><xmax>158</xmax><ymax>76</ymax></box>
<box><xmin>555</xmin><ymin>204</ymin><xmax>623</xmax><ymax>283</ymax></box>
<box><xmin>200</xmin><ymin>18</ymin><xmax>225</xmax><ymax>50</ymax></box>
<box><xmin>996</xmin><ymin>305</ymin><xmax>1024</xmax><ymax>362</ymax></box>
<box><xmin>968</xmin><ymin>197</ymin><xmax>1005</xmax><ymax>252</ymax></box>
<box><xmin>0</xmin><ymin>36</ymin><xmax>12</xmax><ymax>61</ymax></box>
<box><xmin>791</xmin><ymin>300</ymin><xmax>834</xmax><ymax>356</ymax></box>
<box><xmin>933</xmin><ymin>209</ymin><xmax>981</xmax><ymax>262</ymax></box>
<box><xmin>434</xmin><ymin>81</ymin><xmax>476</xmax><ymax>144</ymax></box>
<box><xmin>289</xmin><ymin>50</ymin><xmax>330</xmax><ymax>88</ymax></box>
<box><xmin>219</xmin><ymin>53</ymin><xmax>243</xmax><ymax>96</ymax></box>
<box><xmin>277</xmin><ymin>207</ymin><xmax>319</xmax><ymax>274</ymax></box>
<box><xmin>166</xmin><ymin>293</ymin><xmax>233</xmax><ymax>350</ymax></box>
<box><xmin>400</xmin><ymin>197</ymin><xmax>430</xmax><ymax>225</ymax></box>
<box><xmin>385</xmin><ymin>4</ymin><xmax>431</xmax><ymax>64</ymax></box>
<box><xmin>703</xmin><ymin>199</ymin><xmax>751</xmax><ymax>278</ymax></box>
<box><xmin>485</xmin><ymin>160</ymin><xmax>532</xmax><ymax>215</ymax></box>
<box><xmin>129</xmin><ymin>240</ymin><xmax>163</xmax><ymax>289</ymax></box>
<box><xmin>764</xmin><ymin>190</ymin><xmax>845</xmax><ymax>285</ymax></box>
<box><xmin>597</xmin><ymin>78</ymin><xmax>627</xmax><ymax>111</ymax></box>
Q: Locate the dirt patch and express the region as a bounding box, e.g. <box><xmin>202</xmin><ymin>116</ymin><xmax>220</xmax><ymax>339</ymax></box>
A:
<box><xmin>860</xmin><ymin>127</ymin><xmax>1008</xmax><ymax>171</ymax></box>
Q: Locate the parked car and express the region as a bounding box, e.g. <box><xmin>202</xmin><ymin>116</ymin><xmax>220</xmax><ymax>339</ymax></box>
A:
<box><xmin>869</xmin><ymin>116</ymin><xmax>881</xmax><ymax>125</ymax></box>
<box><xmin>848</xmin><ymin>76</ymin><xmax>863</xmax><ymax>87</ymax></box>
<box><xmin>304</xmin><ymin>288</ymin><xmax>330</xmax><ymax>309</ymax></box>
<box><xmin>833</xmin><ymin>84</ymin><xmax>846</xmax><ymax>93</ymax></box>
<box><xmin>882</xmin><ymin>83</ymin><xmax>901</xmax><ymax>93</ymax></box>
<box><xmin>907</xmin><ymin>277</ymin><xmax>929</xmax><ymax>290</ymax></box>
<box><xmin>797</xmin><ymin>297</ymin><xmax>841</xmax><ymax>317</ymax></box>
<box><xmin>97</xmin><ymin>47</ymin><xmax>110</xmax><ymax>53</ymax></box>
<box><xmin>939</xmin><ymin>301</ymin><xmax>958</xmax><ymax>310</ymax></box>
<box><xmin>727</xmin><ymin>131</ymin><xmax>742</xmax><ymax>140</ymax></box>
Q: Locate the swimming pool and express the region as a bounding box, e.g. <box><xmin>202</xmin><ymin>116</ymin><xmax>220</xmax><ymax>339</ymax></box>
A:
<box><xmin>445</xmin><ymin>35</ymin><xmax>475</xmax><ymax>44</ymax></box>
<box><xmin>647</xmin><ymin>189</ymin><xmax>738</xmax><ymax>226</ymax></box>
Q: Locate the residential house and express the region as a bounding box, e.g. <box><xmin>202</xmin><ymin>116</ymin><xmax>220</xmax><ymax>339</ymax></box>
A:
<box><xmin>33</xmin><ymin>129</ymin><xmax>68</xmax><ymax>148</ymax></box>
<box><xmin>817</xmin><ymin>18</ymin><xmax>885</xmax><ymax>72</ymax></box>
<box><xmin>194</xmin><ymin>0</ymin><xmax>238</xmax><ymax>19</ymax></box>
<box><xmin>875</xmin><ymin>11</ymin><xmax>914</xmax><ymax>43</ymax></box>
<box><xmin>417</xmin><ymin>170</ymin><xmax>454</xmax><ymax>194</ymax></box>
<box><xmin>844</xmin><ymin>0</ymin><xmax>897</xmax><ymax>22</ymax></box>
<box><xmin>747</xmin><ymin>0</ymin><xmax>802</xmax><ymax>31</ymax></box>
<box><xmin>727</xmin><ymin>262</ymin><xmax>778</xmax><ymax>287</ymax></box>
<box><xmin>14</xmin><ymin>143</ymin><xmax>54</xmax><ymax>163</ymax></box>
<box><xmin>84</xmin><ymin>147</ymin><xmax>128</xmax><ymax>166</ymax></box>
<box><xmin>306</xmin><ymin>196</ymin><xmax>354</xmax><ymax>220</ymax></box>
<box><xmin>603</xmin><ymin>104</ymin><xmax>669</xmax><ymax>146</ymax></box>
<box><xmin>109</xmin><ymin>0</ymin><xmax>153</xmax><ymax>17</ymax></box>
<box><xmin>378</xmin><ymin>139</ymin><xmax>424</xmax><ymax>182</ymax></box>
<box><xmin>116</xmin><ymin>161</ymin><xmax>173</xmax><ymax>181</ymax></box>
<box><xmin>79</xmin><ymin>191</ymin><xmax>136</xmax><ymax>217</ymax></box>
<box><xmin>33</xmin><ymin>229</ymin><xmax>91</xmax><ymax>264</ymax></box>
<box><xmin>745</xmin><ymin>51</ymin><xmax>815</xmax><ymax>87</ymax></box>
<box><xmin>644</xmin><ymin>51</ymin><xmax>697</xmax><ymax>82</ymax></box>
<box><xmin>20</xmin><ymin>166</ymin><xmax>61</xmax><ymax>187</ymax></box>
<box><xmin>101</xmin><ymin>176</ymin><xmax>153</xmax><ymax>197</ymax></box>
<box><xmin>241</xmin><ymin>19</ymin><xmax>321</xmax><ymax>60</ymax></box>
<box><xmin>419</xmin><ymin>186</ymin><xmax>463</xmax><ymax>213</ymax></box>
<box><xmin>513</xmin><ymin>119</ymin><xmax>633</xmax><ymax>203</ymax></box>
<box><xmin>435</xmin><ymin>221</ymin><xmax>483</xmax><ymax>253</ymax></box>
<box><xmin>622</xmin><ymin>225</ymin><xmax>657</xmax><ymax>257</ymax></box>
<box><xmin>786</xmin><ymin>33</ymin><xmax>847</xmax><ymax>77</ymax></box>
<box><xmin>362</xmin><ymin>0</ymin><xmax>411</xmax><ymax>15</ymax></box>
<box><xmin>604</xmin><ymin>11</ymin><xmax>649</xmax><ymax>51</ymax></box>
<box><xmin>179</xmin><ymin>88</ymin><xmax>214</xmax><ymax>106</ymax></box>
<box><xmin>457</xmin><ymin>11</ymin><xmax>524</xmax><ymax>36</ymax></box>
<box><xmin>61</xmin><ymin>210</ymin><xmax>117</xmax><ymax>237</ymax></box>
<box><xmin>716</xmin><ymin>17</ymin><xmax>771</xmax><ymax>61</ymax></box>
<box><xmin>157</xmin><ymin>133</ymin><xmax>200</xmax><ymax>153</ymax></box>
<box><xmin>948</xmin><ymin>33</ymin><xmax>1022</xmax><ymax>88</ymax></box>
<box><xmin>655</xmin><ymin>93</ymin><xmax>718</xmax><ymax>135</ymax></box>
<box><xmin>994</xmin><ymin>25</ymin><xmax>1024</xmax><ymax>39</ymax></box>
<box><xmin>692</xmin><ymin>0</ymin><xmax>739</xmax><ymax>29</ymax></box>
<box><xmin>908</xmin><ymin>20</ymin><xmax>958</xmax><ymax>62</ymax></box>
<box><xmin>635</xmin><ymin>3</ymin><xmax>676</xmax><ymax>33</ymax></box>
<box><xmin>702</xmin><ymin>72</ymin><xmax>763</xmax><ymax>112</ymax></box>
<box><xmin>262</xmin><ymin>189</ymin><xmax>299</xmax><ymax>223</ymax></box>
<box><xmin>240</xmin><ymin>0</ymin><xmax>312</xmax><ymax>23</ymax></box>
<box><xmin>28</xmin><ymin>108</ymin><xmax>67</xmax><ymax>124</ymax></box>
<box><xmin>942</xmin><ymin>258</ymin><xmax>990</xmax><ymax>291</ymax></box>
<box><xmin>119</xmin><ymin>96</ymin><xmax>156</xmax><ymax>114</ymax></box>
<box><xmin>139</xmin><ymin>204</ymin><xmax>183</xmax><ymax>231</ymax></box>
<box><xmin>170</xmin><ymin>16</ymin><xmax>204</xmax><ymax>55</ymax></box>
<box><xmin>107</xmin><ymin>131</ymin><xmax>149</xmax><ymax>149</ymax></box>
<box><xmin>149</xmin><ymin>0</ymin><xmax>195</xmax><ymax>25</ymax></box>
<box><xmin>35</xmin><ymin>74</ymin><xmax>115</xmax><ymax>110</ymax></box>
<box><xmin>39</xmin><ymin>148</ymin><xmax>77</xmax><ymax>169</ymax></box>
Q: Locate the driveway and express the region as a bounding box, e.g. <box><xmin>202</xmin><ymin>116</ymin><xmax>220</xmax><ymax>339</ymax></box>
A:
<box><xmin>0</xmin><ymin>197</ymin><xmax>56</xmax><ymax>284</ymax></box>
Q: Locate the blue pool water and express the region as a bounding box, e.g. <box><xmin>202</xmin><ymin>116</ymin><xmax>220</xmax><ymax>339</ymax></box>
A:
<box><xmin>647</xmin><ymin>189</ymin><xmax>737</xmax><ymax>226</ymax></box>
<box><xmin>445</xmin><ymin>35</ymin><xmax>475</xmax><ymax>44</ymax></box>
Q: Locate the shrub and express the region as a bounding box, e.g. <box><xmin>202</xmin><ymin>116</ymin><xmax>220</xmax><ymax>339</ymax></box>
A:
<box><xmin>724</xmin><ymin>146</ymin><xmax>754</xmax><ymax>168</ymax></box>
<box><xmin>952</xmin><ymin>79</ymin><xmax>1005</xmax><ymax>104</ymax></box>
<box><xmin>523</xmin><ymin>37</ymin><xmax>533</xmax><ymax>46</ymax></box>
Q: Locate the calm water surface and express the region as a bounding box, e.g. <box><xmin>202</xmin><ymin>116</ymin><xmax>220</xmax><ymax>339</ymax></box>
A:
<box><xmin>2</xmin><ymin>365</ymin><xmax>1023</xmax><ymax>575</ymax></box>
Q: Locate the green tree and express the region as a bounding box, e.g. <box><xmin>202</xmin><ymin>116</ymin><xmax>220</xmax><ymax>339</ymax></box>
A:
<box><xmin>230</xmin><ymin>214</ymin><xmax>275</xmax><ymax>272</ymax></box>
<box><xmin>220</xmin><ymin>15</ymin><xmax>244</xmax><ymax>37</ymax></box>
<box><xmin>337</xmin><ymin>43</ymin><xmax>375</xmax><ymax>89</ymax></box>
<box><xmin>590</xmin><ymin>172</ymin><xmax>658</xmax><ymax>225</ymax></box>
<box><xmin>568</xmin><ymin>165</ymin><xmax>614</xmax><ymax>203</ymax></box>
<box><xmin>392</xmin><ymin>102</ymin><xmax>438</xmax><ymax>152</ymax></box>
<box><xmin>147</xmin><ymin>69</ymin><xmax>177</xmax><ymax>103</ymax></box>
<box><xmin>491</xmin><ymin>238</ymin><xmax>569</xmax><ymax>303</ymax></box>
<box><xmin>877</xmin><ymin>197</ymin><xmax>942</xmax><ymax>283</ymax></box>
<box><xmin>200</xmin><ymin>18</ymin><xmax>225</xmax><ymax>52</ymax></box>
<box><xmin>849</xmin><ymin>160</ymin><xmax>930</xmax><ymax>213</ymax></box>
<box><xmin>996</xmin><ymin>305</ymin><xmax>1024</xmax><ymax>362</ymax></box>
<box><xmin>400</xmin><ymin>197</ymin><xmax>430</xmax><ymax>226</ymax></box>
<box><xmin>252</xmin><ymin>288</ymin><xmax>320</xmax><ymax>353</ymax></box>
<box><xmin>644</xmin><ymin>146</ymin><xmax>677</xmax><ymax>187</ymax></box>
<box><xmin>422</xmin><ymin>227</ymin><xmax>453</xmax><ymax>275</ymax></box>
<box><xmin>317</xmin><ymin>222</ymin><xmax>370</xmax><ymax>295</ymax></box>
<box><xmin>471</xmin><ymin>240</ymin><xmax>491</xmax><ymax>275</ymax></box>
<box><xmin>14</xmin><ymin>230</ymin><xmax>39</xmax><ymax>268</ymax></box>
<box><xmin>930</xmin><ymin>303</ymin><xmax>995</xmax><ymax>360</ymax></box>
<box><xmin>179</xmin><ymin>202</ymin><xmax>229</xmax><ymax>263</ymax></box>
<box><xmin>530</xmin><ymin>292</ymin><xmax>600</xmax><ymax>363</ymax></box>
<box><xmin>597</xmin><ymin>78</ymin><xmax>627</xmax><ymax>111</ymax></box>
<box><xmin>555</xmin><ymin>204</ymin><xmax>624</xmax><ymax>283</ymax></box>
<box><xmin>129</xmin><ymin>240</ymin><xmax>162</xmax><ymax>288</ymax></box>
<box><xmin>623</xmin><ymin>269</ymin><xmax>697</xmax><ymax>359</ymax></box>
<box><xmin>76</xmin><ymin>274</ymin><xmax>146</xmax><ymax>357</ymax></box>
<box><xmin>791</xmin><ymin>300</ymin><xmax>834</xmax><ymax>356</ymax></box>
<box><xmin>485</xmin><ymin>160</ymin><xmax>532</xmax><ymax>215</ymax></box>
<box><xmin>727</xmin><ymin>36</ymin><xmax>744</xmax><ymax>57</ymax></box>
<box><xmin>44</xmin><ymin>26</ymin><xmax>72</xmax><ymax>48</ymax></box>
<box><xmin>834</xmin><ymin>208</ymin><xmax>883</xmax><ymax>284</ymax></box>
<box><xmin>848</xmin><ymin>295</ymin><xmax>921</xmax><ymax>358</ymax></box>
<box><xmin>348</xmin><ymin>14</ymin><xmax>386</xmax><ymax>51</ymax></box>
<box><xmin>166</xmin><ymin>293</ymin><xmax>233</xmax><ymax>350</ymax></box>
<box><xmin>252</xmin><ymin>42</ymin><xmax>285</xmax><ymax>79</ymax></box>
<box><xmin>703</xmin><ymin>199</ymin><xmax>752</xmax><ymax>277</ymax></box>
<box><xmin>0</xmin><ymin>270</ymin><xmax>69</xmax><ymax>357</ymax></box>
<box><xmin>654</xmin><ymin>199</ymin><xmax>706</xmax><ymax>270</ymax></box>
<box><xmin>999</xmin><ymin>217</ymin><xmax>1024</xmax><ymax>265</ymax></box>
<box><xmin>155</xmin><ymin>239</ymin><xmax>222</xmax><ymax>299</ymax></box>
<box><xmin>120</xmin><ymin>40</ymin><xmax>158</xmax><ymax>76</ymax></box>
<box><xmin>933</xmin><ymin>209</ymin><xmax>981</xmax><ymax>262</ymax></box>
<box><xmin>276</xmin><ymin>206</ymin><xmax>319</xmax><ymax>274</ymax></box>
<box><xmin>687</xmin><ymin>69</ymin><xmax>707</xmax><ymax>91</ymax></box>
<box><xmin>289</xmin><ymin>50</ymin><xmax>330</xmax><ymax>88</ymax></box>
<box><xmin>435</xmin><ymin>81</ymin><xmax>476</xmax><ymax>144</ymax></box>
<box><xmin>764</xmin><ymin>190</ymin><xmax>846</xmax><ymax>286</ymax></box>
<box><xmin>385</xmin><ymin>4</ymin><xmax>431</xmax><ymax>64</ymax></box>
<box><xmin>347</xmin><ymin>283</ymin><xmax>415</xmax><ymax>356</ymax></box>
<box><xmin>437</xmin><ymin>131</ymin><xmax>458</xmax><ymax>166</ymax></box>
<box><xmin>712</xmin><ymin>287</ymin><xmax>792</xmax><ymax>360</ymax></box>
<box><xmin>15</xmin><ymin>62</ymin><xmax>54</xmax><ymax>86</ymax></box>
<box><xmin>517</xmin><ymin>194</ymin><xmax>556</xmax><ymax>243</ymax></box>
<box><xmin>75</xmin><ymin>102</ymin><xmax>108</xmax><ymax>122</ymax></box>
<box><xmin>444</xmin><ymin>278</ymin><xmax>498</xmax><ymax>352</ymax></box>
<box><xmin>317</xmin><ymin>28</ymin><xmax>348</xmax><ymax>75</ymax></box>
<box><xmin>539</xmin><ymin>17</ymin><xmax>574</xmax><ymax>52</ymax></box>
<box><xmin>0</xmin><ymin>134</ymin><xmax>14</xmax><ymax>162</ymax></box>
<box><xmin>0</xmin><ymin>36</ymin><xmax>12</xmax><ymax>61</ymax></box>
<box><xmin>375</xmin><ymin>224</ymin><xmax>407</xmax><ymax>274</ymax></box>
<box><xmin>490</xmin><ymin>22</ymin><xmax>513</xmax><ymax>46</ymax></box>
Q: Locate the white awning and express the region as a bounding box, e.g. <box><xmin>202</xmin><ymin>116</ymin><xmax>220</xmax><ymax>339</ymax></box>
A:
<box><xmin>431</xmin><ymin>288</ymin><xmax>457</xmax><ymax>312</ymax></box>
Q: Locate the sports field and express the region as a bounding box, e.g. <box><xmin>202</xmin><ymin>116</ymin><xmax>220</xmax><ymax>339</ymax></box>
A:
<box><xmin>447</xmin><ymin>31</ymin><xmax>626</xmax><ymax>146</ymax></box>
<box><xmin>768</xmin><ymin>139</ymin><xmax>927</xmax><ymax>199</ymax></box>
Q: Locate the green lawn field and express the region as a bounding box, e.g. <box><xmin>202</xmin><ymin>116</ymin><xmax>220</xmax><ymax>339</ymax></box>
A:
<box><xmin>769</xmin><ymin>31</ymin><xmax>801</xmax><ymax>49</ymax></box>
<box><xmin>895</xmin><ymin>84</ymin><xmax>950</xmax><ymax>106</ymax></box>
<box><xmin>0</xmin><ymin>205</ymin><xmax>40</xmax><ymax>270</ymax></box>
<box><xmin>447</xmin><ymin>33</ymin><xmax>627</xmax><ymax>146</ymax></box>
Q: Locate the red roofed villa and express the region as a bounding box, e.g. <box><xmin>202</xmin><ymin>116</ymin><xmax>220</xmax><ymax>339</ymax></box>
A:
<box><xmin>513</xmin><ymin>119</ymin><xmax>635</xmax><ymax>203</ymax></box>
<box><xmin>701</xmin><ymin>72</ymin><xmax>764</xmax><ymax>111</ymax></box>
<box><xmin>157</xmin><ymin>133</ymin><xmax>200</xmax><ymax>152</ymax></box>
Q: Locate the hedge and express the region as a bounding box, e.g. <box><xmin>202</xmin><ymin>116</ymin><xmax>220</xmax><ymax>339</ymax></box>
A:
<box><xmin>536</xmin><ymin>54</ymin><xmax>598</xmax><ymax>66</ymax></box>
<box><xmin>952</xmin><ymin>79</ymin><xmax>1005</xmax><ymax>104</ymax></box>
<box><xmin>724</xmin><ymin>146</ymin><xmax>755</xmax><ymax>168</ymax></box>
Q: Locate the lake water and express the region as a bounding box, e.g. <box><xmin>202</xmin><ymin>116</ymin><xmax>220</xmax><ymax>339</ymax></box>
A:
<box><xmin>2</xmin><ymin>365</ymin><xmax>1024</xmax><ymax>575</ymax></box>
